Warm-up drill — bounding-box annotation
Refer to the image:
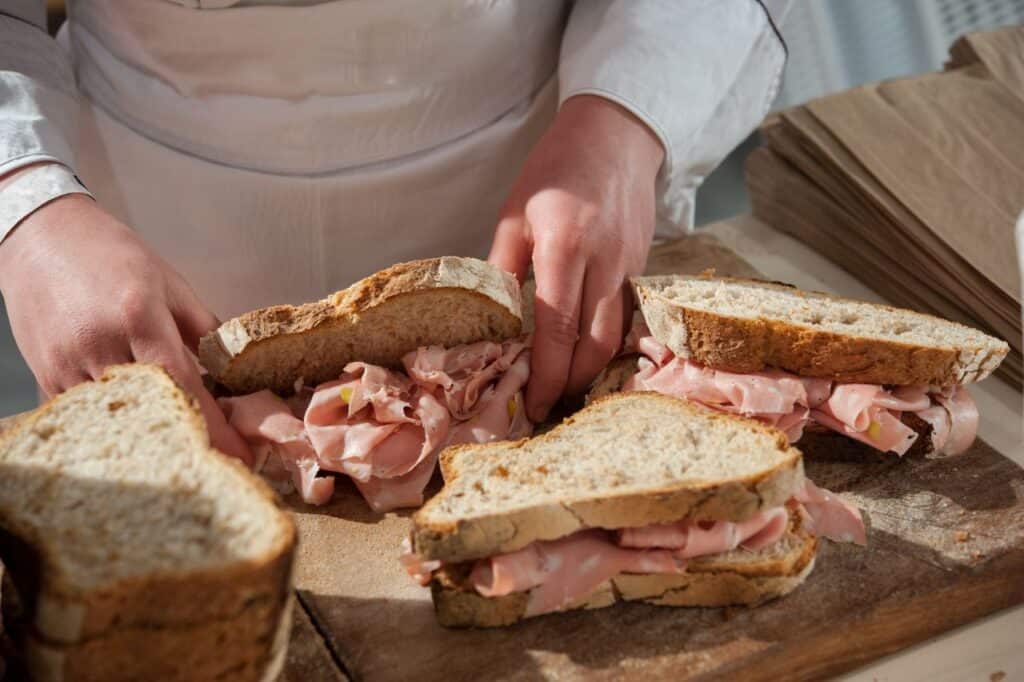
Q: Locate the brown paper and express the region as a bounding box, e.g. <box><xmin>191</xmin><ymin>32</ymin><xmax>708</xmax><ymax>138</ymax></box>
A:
<box><xmin>748</xmin><ymin>26</ymin><xmax>1024</xmax><ymax>389</ymax></box>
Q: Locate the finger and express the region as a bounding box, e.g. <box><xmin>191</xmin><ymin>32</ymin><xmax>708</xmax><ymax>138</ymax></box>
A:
<box><xmin>80</xmin><ymin>339</ymin><xmax>134</xmax><ymax>382</ymax></box>
<box><xmin>42</xmin><ymin>347</ymin><xmax>93</xmax><ymax>396</ymax></box>
<box><xmin>565</xmin><ymin>265</ymin><xmax>627</xmax><ymax>396</ymax></box>
<box><xmin>526</xmin><ymin>231</ymin><xmax>586</xmax><ymax>422</ymax></box>
<box><xmin>41</xmin><ymin>364</ymin><xmax>90</xmax><ymax>399</ymax></box>
<box><xmin>167</xmin><ymin>276</ymin><xmax>220</xmax><ymax>354</ymax></box>
<box><xmin>129</xmin><ymin>312</ymin><xmax>253</xmax><ymax>465</ymax></box>
<box><xmin>488</xmin><ymin>211</ymin><xmax>533</xmax><ymax>283</ymax></box>
<box><xmin>193</xmin><ymin>380</ymin><xmax>254</xmax><ymax>466</ymax></box>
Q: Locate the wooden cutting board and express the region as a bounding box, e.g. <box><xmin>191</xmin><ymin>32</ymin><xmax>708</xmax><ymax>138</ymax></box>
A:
<box><xmin>0</xmin><ymin>234</ymin><xmax>1020</xmax><ymax>680</ymax></box>
<box><xmin>289</xmin><ymin>233</ymin><xmax>1024</xmax><ymax>681</ymax></box>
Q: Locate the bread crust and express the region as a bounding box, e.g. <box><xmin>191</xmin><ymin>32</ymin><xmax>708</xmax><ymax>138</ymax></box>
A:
<box><xmin>429</xmin><ymin>514</ymin><xmax>818</xmax><ymax>628</ymax></box>
<box><xmin>412</xmin><ymin>393</ymin><xmax>804</xmax><ymax>563</ymax></box>
<box><xmin>22</xmin><ymin>595</ymin><xmax>293</xmax><ymax>682</ymax></box>
<box><xmin>0</xmin><ymin>365</ymin><xmax>297</xmax><ymax>681</ymax></box>
<box><xmin>632</xmin><ymin>275</ymin><xmax>1008</xmax><ymax>386</ymax></box>
<box><xmin>199</xmin><ymin>257</ymin><xmax>523</xmax><ymax>394</ymax></box>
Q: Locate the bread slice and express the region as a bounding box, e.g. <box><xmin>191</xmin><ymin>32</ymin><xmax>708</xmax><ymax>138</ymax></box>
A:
<box><xmin>430</xmin><ymin>509</ymin><xmax>817</xmax><ymax>627</ymax></box>
<box><xmin>0</xmin><ymin>364</ymin><xmax>296</xmax><ymax>682</ymax></box>
<box><xmin>199</xmin><ymin>257</ymin><xmax>522</xmax><ymax>395</ymax></box>
<box><xmin>631</xmin><ymin>275</ymin><xmax>1008</xmax><ymax>385</ymax></box>
<box><xmin>411</xmin><ymin>393</ymin><xmax>804</xmax><ymax>564</ymax></box>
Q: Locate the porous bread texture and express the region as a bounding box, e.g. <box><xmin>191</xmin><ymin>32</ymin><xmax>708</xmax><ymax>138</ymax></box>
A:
<box><xmin>430</xmin><ymin>509</ymin><xmax>817</xmax><ymax>627</ymax></box>
<box><xmin>0</xmin><ymin>364</ymin><xmax>295</xmax><ymax>680</ymax></box>
<box><xmin>632</xmin><ymin>275</ymin><xmax>1008</xmax><ymax>386</ymax></box>
<box><xmin>199</xmin><ymin>257</ymin><xmax>523</xmax><ymax>395</ymax></box>
<box><xmin>412</xmin><ymin>393</ymin><xmax>804</xmax><ymax>563</ymax></box>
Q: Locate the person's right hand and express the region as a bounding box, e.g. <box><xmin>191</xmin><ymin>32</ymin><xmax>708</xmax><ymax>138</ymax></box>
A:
<box><xmin>0</xmin><ymin>193</ymin><xmax>251</xmax><ymax>463</ymax></box>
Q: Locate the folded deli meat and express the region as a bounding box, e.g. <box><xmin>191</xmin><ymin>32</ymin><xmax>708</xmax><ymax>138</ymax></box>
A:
<box><xmin>623</xmin><ymin>321</ymin><xmax>979</xmax><ymax>456</ymax></box>
<box><xmin>402</xmin><ymin>480</ymin><xmax>864</xmax><ymax>617</ymax></box>
<box><xmin>219</xmin><ymin>339</ymin><xmax>532</xmax><ymax>511</ymax></box>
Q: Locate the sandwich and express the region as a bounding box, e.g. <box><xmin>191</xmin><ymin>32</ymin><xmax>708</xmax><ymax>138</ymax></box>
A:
<box><xmin>401</xmin><ymin>392</ymin><xmax>865</xmax><ymax>627</ymax></box>
<box><xmin>199</xmin><ymin>257</ymin><xmax>533</xmax><ymax>512</ymax></box>
<box><xmin>0</xmin><ymin>364</ymin><xmax>295</xmax><ymax>681</ymax></box>
<box><xmin>590</xmin><ymin>275</ymin><xmax>1009</xmax><ymax>460</ymax></box>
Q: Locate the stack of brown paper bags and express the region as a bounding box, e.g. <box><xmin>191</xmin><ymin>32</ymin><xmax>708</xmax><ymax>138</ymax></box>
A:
<box><xmin>747</xmin><ymin>26</ymin><xmax>1023</xmax><ymax>388</ymax></box>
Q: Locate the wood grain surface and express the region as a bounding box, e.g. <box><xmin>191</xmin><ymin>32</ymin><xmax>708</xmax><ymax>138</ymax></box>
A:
<box><xmin>288</xmin><ymin>233</ymin><xmax>1024</xmax><ymax>681</ymax></box>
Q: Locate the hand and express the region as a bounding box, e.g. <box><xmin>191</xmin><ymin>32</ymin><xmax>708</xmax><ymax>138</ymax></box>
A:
<box><xmin>0</xmin><ymin>194</ymin><xmax>251</xmax><ymax>463</ymax></box>
<box><xmin>489</xmin><ymin>95</ymin><xmax>665</xmax><ymax>422</ymax></box>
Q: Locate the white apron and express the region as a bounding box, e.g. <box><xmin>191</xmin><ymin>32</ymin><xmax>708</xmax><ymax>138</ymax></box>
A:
<box><xmin>62</xmin><ymin>0</ymin><xmax>566</xmax><ymax>317</ymax></box>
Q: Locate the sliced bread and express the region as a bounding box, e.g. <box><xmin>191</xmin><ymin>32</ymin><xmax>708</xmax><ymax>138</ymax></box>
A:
<box><xmin>0</xmin><ymin>364</ymin><xmax>296</xmax><ymax>682</ymax></box>
<box><xmin>430</xmin><ymin>509</ymin><xmax>817</xmax><ymax>627</ymax></box>
<box><xmin>632</xmin><ymin>275</ymin><xmax>1008</xmax><ymax>385</ymax></box>
<box><xmin>199</xmin><ymin>257</ymin><xmax>522</xmax><ymax>395</ymax></box>
<box><xmin>411</xmin><ymin>392</ymin><xmax>804</xmax><ymax>564</ymax></box>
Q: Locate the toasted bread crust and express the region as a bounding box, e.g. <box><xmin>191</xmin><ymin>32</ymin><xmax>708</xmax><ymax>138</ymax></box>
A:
<box><xmin>412</xmin><ymin>393</ymin><xmax>804</xmax><ymax>564</ymax></box>
<box><xmin>199</xmin><ymin>257</ymin><xmax>522</xmax><ymax>394</ymax></box>
<box><xmin>429</xmin><ymin>516</ymin><xmax>818</xmax><ymax>628</ymax></box>
<box><xmin>0</xmin><ymin>366</ymin><xmax>297</xmax><ymax>681</ymax></box>
<box><xmin>632</xmin><ymin>275</ymin><xmax>1008</xmax><ymax>386</ymax></box>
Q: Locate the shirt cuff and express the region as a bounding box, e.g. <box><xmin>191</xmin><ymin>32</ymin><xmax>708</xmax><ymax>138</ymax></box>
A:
<box><xmin>0</xmin><ymin>163</ymin><xmax>93</xmax><ymax>245</ymax></box>
<box><xmin>558</xmin><ymin>0</ymin><xmax>787</xmax><ymax>235</ymax></box>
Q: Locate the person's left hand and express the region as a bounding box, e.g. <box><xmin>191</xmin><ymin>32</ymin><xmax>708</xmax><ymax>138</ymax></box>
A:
<box><xmin>489</xmin><ymin>95</ymin><xmax>665</xmax><ymax>422</ymax></box>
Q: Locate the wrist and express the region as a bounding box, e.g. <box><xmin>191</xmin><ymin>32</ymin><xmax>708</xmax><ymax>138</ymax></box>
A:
<box><xmin>557</xmin><ymin>94</ymin><xmax>666</xmax><ymax>179</ymax></box>
<box><xmin>0</xmin><ymin>193</ymin><xmax>94</xmax><ymax>291</ymax></box>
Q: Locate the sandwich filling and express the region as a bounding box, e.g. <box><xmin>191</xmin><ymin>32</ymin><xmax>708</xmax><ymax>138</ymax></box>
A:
<box><xmin>218</xmin><ymin>338</ymin><xmax>532</xmax><ymax>511</ymax></box>
<box><xmin>402</xmin><ymin>480</ymin><xmax>864</xmax><ymax>617</ymax></box>
<box><xmin>621</xmin><ymin>321</ymin><xmax>978</xmax><ymax>456</ymax></box>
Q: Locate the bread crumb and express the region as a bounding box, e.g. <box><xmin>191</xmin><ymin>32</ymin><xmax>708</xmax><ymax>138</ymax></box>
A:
<box><xmin>954</xmin><ymin>530</ymin><xmax>970</xmax><ymax>542</ymax></box>
<box><xmin>990</xmin><ymin>671</ymin><xmax>1005</xmax><ymax>682</ymax></box>
<box><xmin>536</xmin><ymin>465</ymin><xmax>549</xmax><ymax>475</ymax></box>
<box><xmin>972</xmin><ymin>550</ymin><xmax>986</xmax><ymax>560</ymax></box>
<box><xmin>493</xmin><ymin>465</ymin><xmax>510</xmax><ymax>478</ymax></box>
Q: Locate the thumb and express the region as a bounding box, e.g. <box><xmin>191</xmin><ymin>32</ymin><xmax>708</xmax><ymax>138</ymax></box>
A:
<box><xmin>488</xmin><ymin>211</ymin><xmax>532</xmax><ymax>283</ymax></box>
<box><xmin>194</xmin><ymin>385</ymin><xmax>254</xmax><ymax>466</ymax></box>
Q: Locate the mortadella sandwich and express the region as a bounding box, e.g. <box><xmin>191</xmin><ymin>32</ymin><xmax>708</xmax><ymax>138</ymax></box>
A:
<box><xmin>590</xmin><ymin>275</ymin><xmax>1008</xmax><ymax>460</ymax></box>
<box><xmin>402</xmin><ymin>392</ymin><xmax>864</xmax><ymax>627</ymax></box>
<box><xmin>199</xmin><ymin>257</ymin><xmax>532</xmax><ymax>512</ymax></box>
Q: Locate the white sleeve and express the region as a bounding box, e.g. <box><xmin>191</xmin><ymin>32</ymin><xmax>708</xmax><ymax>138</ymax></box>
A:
<box><xmin>560</xmin><ymin>0</ymin><xmax>789</xmax><ymax>236</ymax></box>
<box><xmin>0</xmin><ymin>3</ymin><xmax>91</xmax><ymax>243</ymax></box>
